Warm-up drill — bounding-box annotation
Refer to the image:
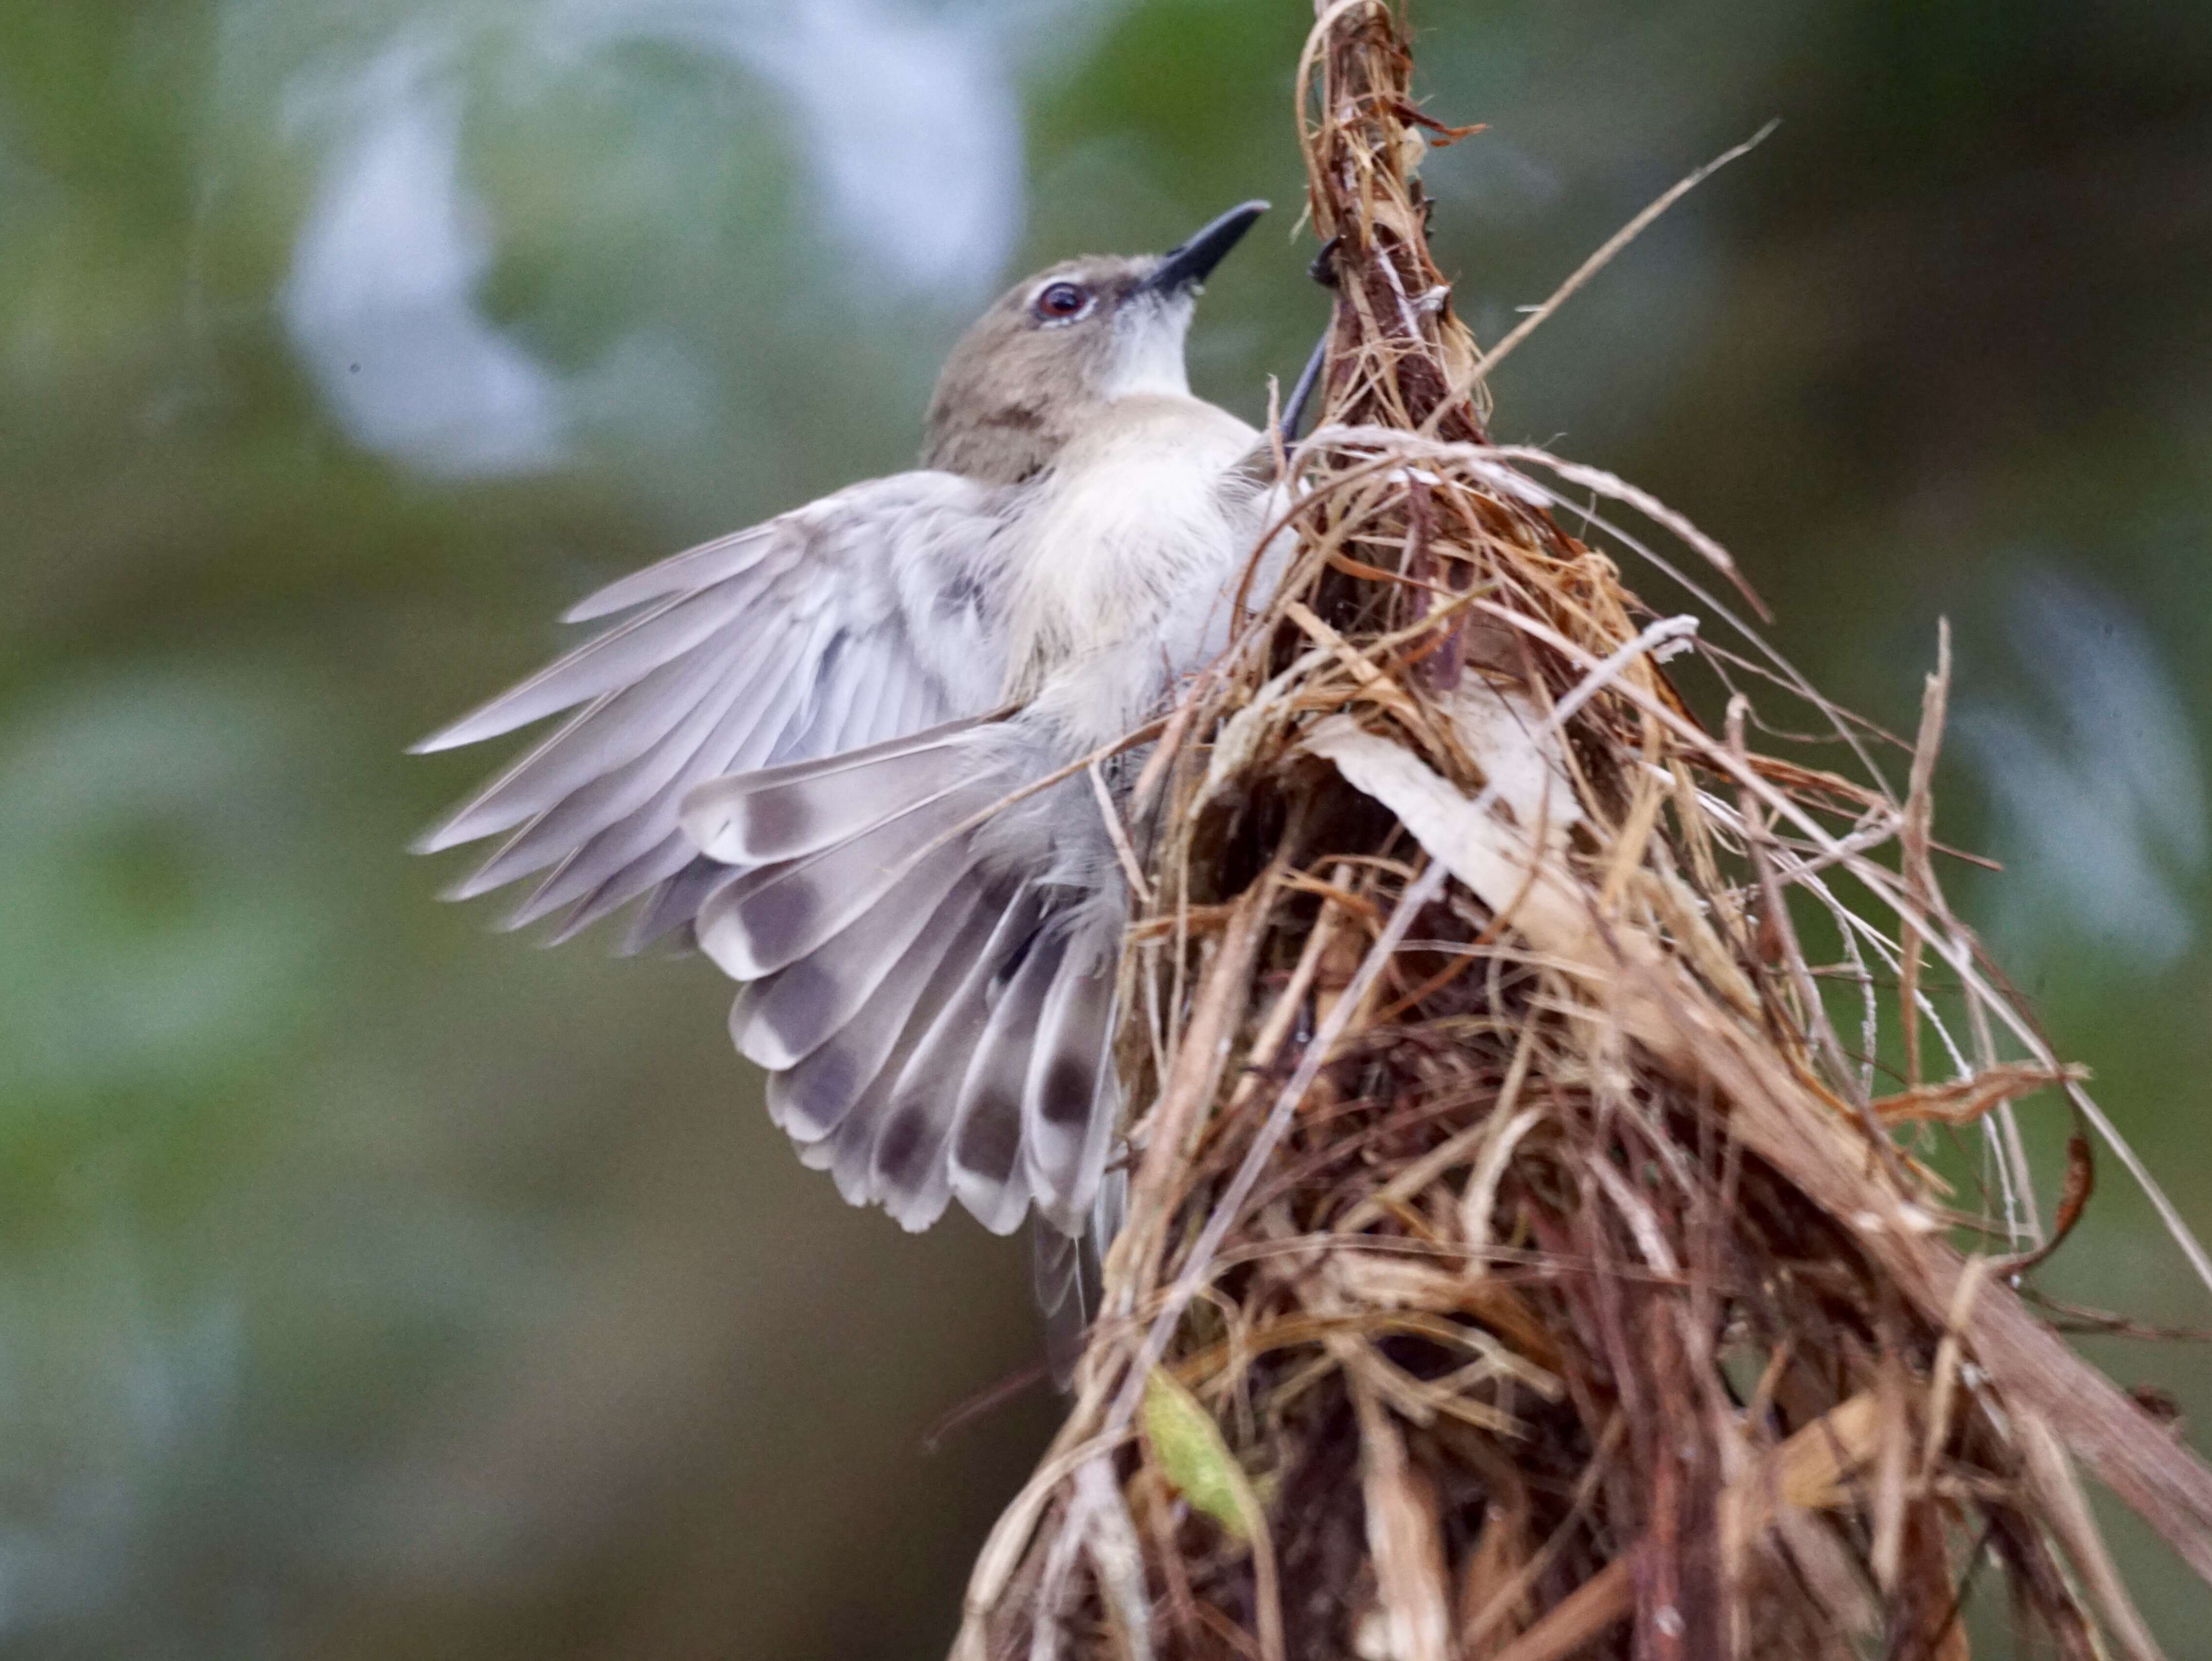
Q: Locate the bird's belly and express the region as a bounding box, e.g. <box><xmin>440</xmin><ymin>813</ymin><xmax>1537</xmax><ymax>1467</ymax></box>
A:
<box><xmin>1006</xmin><ymin>491</ymin><xmax>1253</xmax><ymax>748</ymax></box>
<box><xmin>999</xmin><ymin>420</ymin><xmax>1261</xmax><ymax>750</ymax></box>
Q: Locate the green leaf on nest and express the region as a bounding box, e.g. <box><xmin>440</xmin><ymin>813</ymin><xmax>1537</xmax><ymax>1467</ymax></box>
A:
<box><xmin>1142</xmin><ymin>1367</ymin><xmax>1259</xmax><ymax>1543</ymax></box>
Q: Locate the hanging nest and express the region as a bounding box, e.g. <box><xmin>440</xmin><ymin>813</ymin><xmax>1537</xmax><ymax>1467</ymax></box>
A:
<box><xmin>952</xmin><ymin>5</ymin><xmax>2212</xmax><ymax>1658</ymax></box>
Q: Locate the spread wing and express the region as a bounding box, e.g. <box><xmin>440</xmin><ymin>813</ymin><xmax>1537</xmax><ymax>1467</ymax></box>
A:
<box><xmin>413</xmin><ymin>470</ymin><xmax>1009</xmax><ymax>948</ymax></box>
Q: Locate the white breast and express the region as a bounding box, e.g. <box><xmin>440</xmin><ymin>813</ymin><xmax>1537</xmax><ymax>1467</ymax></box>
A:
<box><xmin>999</xmin><ymin>395</ymin><xmax>1264</xmax><ymax>748</ymax></box>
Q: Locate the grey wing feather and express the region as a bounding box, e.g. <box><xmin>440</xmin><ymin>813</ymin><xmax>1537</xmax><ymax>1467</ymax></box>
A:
<box><xmin>708</xmin><ymin>726</ymin><xmax>1128</xmax><ymax>1240</ymax></box>
<box><xmin>784</xmin><ymin>879</ymin><xmax>1033</xmax><ymax>1216</ymax></box>
<box><xmin>421</xmin><ymin>612</ymin><xmax>797</xmax><ymax>859</ymax></box>
<box><xmin>416</xmin><ymin>582</ymin><xmax>764</xmax><ymax>753</ymax></box>
<box><xmin>498</xmin><ymin>659</ymin><xmax>819</xmax><ymax>930</ymax></box>
<box><xmin>759</xmin><ymin>873</ymin><xmax>1005</xmax><ymax>1144</ymax></box>
<box><xmin>1019</xmin><ymin>920</ymin><xmax>1122</xmax><ymax>1235</ymax></box>
<box><xmin>867</xmin><ymin>881</ymin><xmax>1057</xmax><ymax>1234</ymax></box>
<box><xmin>691</xmin><ymin>774</ymin><xmax>993</xmax><ymax>979</ymax></box>
<box><xmin>420</xmin><ymin>470</ymin><xmax>1137</xmax><ymax>1247</ymax></box>
<box><xmin>729</xmin><ymin>837</ymin><xmax>978</xmax><ymax>1069</ymax></box>
<box><xmin>561</xmin><ymin>525</ymin><xmax>778</xmax><ymax>622</ymax></box>
<box><xmin>439</xmin><ymin>647</ymin><xmax>773</xmax><ymax>896</ymax></box>
<box><xmin>937</xmin><ymin>925</ymin><xmax>1069</xmax><ymax>1235</ymax></box>
<box><xmin>414</xmin><ymin>471</ymin><xmax>1007</xmax><ymax>944</ymax></box>
<box><xmin>620</xmin><ymin>855</ymin><xmax>734</xmax><ymax>955</ymax></box>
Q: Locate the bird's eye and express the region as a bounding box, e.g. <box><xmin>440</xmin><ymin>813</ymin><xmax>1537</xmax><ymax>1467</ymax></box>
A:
<box><xmin>1033</xmin><ymin>281</ymin><xmax>1091</xmax><ymax>321</ymax></box>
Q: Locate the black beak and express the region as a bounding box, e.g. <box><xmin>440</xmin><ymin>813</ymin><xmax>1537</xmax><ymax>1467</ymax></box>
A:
<box><xmin>1142</xmin><ymin>199</ymin><xmax>1269</xmax><ymax>296</ymax></box>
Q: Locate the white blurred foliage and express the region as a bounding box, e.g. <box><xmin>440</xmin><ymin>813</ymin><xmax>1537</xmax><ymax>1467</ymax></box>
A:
<box><xmin>558</xmin><ymin>0</ymin><xmax>1019</xmax><ymax>297</ymax></box>
<box><xmin>282</xmin><ymin>37</ymin><xmax>568</xmax><ymax>478</ymax></box>
<box><xmin>274</xmin><ymin>0</ymin><xmax>1120</xmax><ymax>478</ymax></box>
<box><xmin>1957</xmin><ymin>568</ymin><xmax>2206</xmax><ymax>965</ymax></box>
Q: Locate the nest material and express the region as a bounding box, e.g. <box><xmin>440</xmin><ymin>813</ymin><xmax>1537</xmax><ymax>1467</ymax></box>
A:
<box><xmin>952</xmin><ymin>6</ymin><xmax>2212</xmax><ymax>1658</ymax></box>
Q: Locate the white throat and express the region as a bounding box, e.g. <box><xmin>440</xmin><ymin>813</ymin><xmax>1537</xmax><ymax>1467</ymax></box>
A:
<box><xmin>1096</xmin><ymin>299</ymin><xmax>1195</xmax><ymax>402</ymax></box>
<box><xmin>998</xmin><ymin>395</ymin><xmax>1261</xmax><ymax>744</ymax></box>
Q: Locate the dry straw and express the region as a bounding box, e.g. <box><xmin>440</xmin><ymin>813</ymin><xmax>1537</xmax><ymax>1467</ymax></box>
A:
<box><xmin>952</xmin><ymin>4</ymin><xmax>2212</xmax><ymax>1657</ymax></box>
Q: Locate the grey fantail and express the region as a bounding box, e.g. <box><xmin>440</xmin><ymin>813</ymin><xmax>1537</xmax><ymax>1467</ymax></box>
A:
<box><xmin>414</xmin><ymin>200</ymin><xmax>1283</xmax><ymax>1264</ymax></box>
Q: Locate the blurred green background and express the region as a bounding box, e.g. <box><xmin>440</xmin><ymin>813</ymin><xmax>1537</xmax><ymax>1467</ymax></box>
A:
<box><xmin>4</xmin><ymin>0</ymin><xmax>2211</xmax><ymax>1654</ymax></box>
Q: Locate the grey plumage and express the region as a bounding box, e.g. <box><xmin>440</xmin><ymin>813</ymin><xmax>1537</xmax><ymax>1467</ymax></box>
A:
<box><xmin>417</xmin><ymin>200</ymin><xmax>1283</xmax><ymax>1257</ymax></box>
<box><xmin>413</xmin><ymin>473</ymin><xmax>1009</xmax><ymax>935</ymax></box>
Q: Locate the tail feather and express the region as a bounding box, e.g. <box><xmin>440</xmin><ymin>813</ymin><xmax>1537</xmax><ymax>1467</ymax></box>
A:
<box><xmin>1032</xmin><ymin>1225</ymin><xmax>1090</xmax><ymax>1385</ymax></box>
<box><xmin>762</xmin><ymin>876</ymin><xmax>1011</xmax><ymax>1144</ymax></box>
<box><xmin>795</xmin><ymin>1083</ymin><xmax>880</xmax><ymax>1207</ymax></box>
<box><xmin>1090</xmin><ymin>1162</ymin><xmax>1128</xmax><ymax>1257</ymax></box>
<box><xmin>1032</xmin><ymin>1225</ymin><xmax>1082</xmax><ymax>1318</ymax></box>
<box><xmin>1020</xmin><ymin>923</ymin><xmax>1121</xmax><ymax>1235</ymax></box>
<box><xmin>708</xmin><ymin>743</ymin><xmax>978</xmax><ymax>866</ymax></box>
<box><xmin>882</xmin><ymin>1128</ymin><xmax>956</xmax><ymax>1234</ymax></box>
<box><xmin>678</xmin><ymin>720</ymin><xmax>1126</xmax><ymax>1246</ymax></box>
<box><xmin>938</xmin><ymin>925</ymin><xmax>1069</xmax><ymax>1236</ymax></box>
<box><xmin>692</xmin><ymin>780</ymin><xmax>993</xmax><ymax>979</ymax></box>
<box><xmin>787</xmin><ymin>883</ymin><xmax>1032</xmax><ymax>1224</ymax></box>
<box><xmin>734</xmin><ymin>846</ymin><xmax>977</xmax><ymax>1070</ymax></box>
<box><xmin>867</xmin><ymin>902</ymin><xmax>1057</xmax><ymax>1229</ymax></box>
<box><xmin>864</xmin><ymin>886</ymin><xmax>1051</xmax><ymax>1234</ymax></box>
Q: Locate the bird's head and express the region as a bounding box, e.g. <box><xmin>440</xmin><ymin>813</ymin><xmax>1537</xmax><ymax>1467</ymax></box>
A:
<box><xmin>922</xmin><ymin>200</ymin><xmax>1268</xmax><ymax>484</ymax></box>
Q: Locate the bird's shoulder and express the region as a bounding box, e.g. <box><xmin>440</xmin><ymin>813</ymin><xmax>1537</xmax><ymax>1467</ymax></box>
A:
<box><xmin>784</xmin><ymin>467</ymin><xmax>1009</xmax><ymax>558</ymax></box>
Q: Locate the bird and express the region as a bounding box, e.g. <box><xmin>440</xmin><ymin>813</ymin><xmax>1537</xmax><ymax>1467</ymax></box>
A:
<box><xmin>413</xmin><ymin>200</ymin><xmax>1285</xmax><ymax>1269</ymax></box>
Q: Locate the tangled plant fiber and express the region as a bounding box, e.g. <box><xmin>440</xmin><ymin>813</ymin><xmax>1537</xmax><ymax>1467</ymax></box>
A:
<box><xmin>951</xmin><ymin>5</ymin><xmax>2212</xmax><ymax>1658</ymax></box>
